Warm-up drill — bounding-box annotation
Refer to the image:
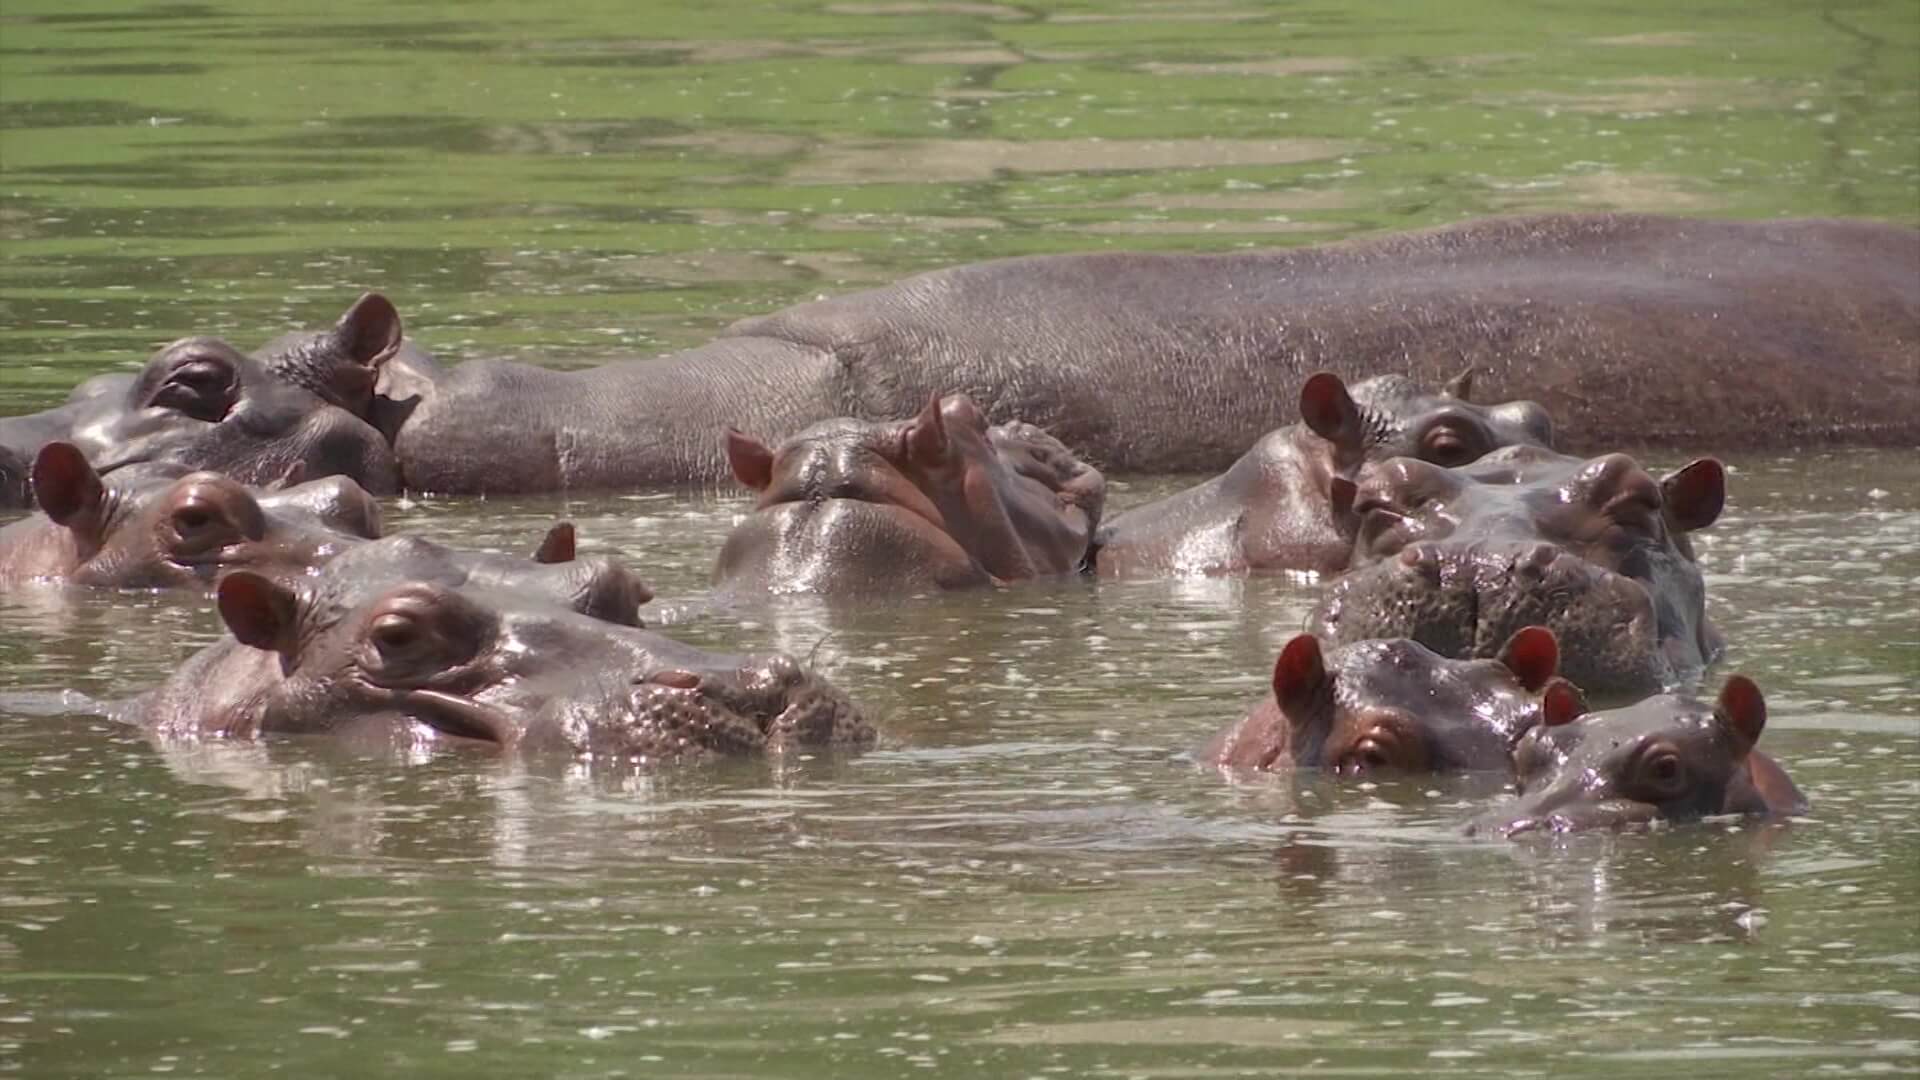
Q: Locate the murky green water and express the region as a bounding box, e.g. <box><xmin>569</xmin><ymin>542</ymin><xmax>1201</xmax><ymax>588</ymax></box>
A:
<box><xmin>2</xmin><ymin>2</ymin><xmax>1917</xmax><ymax>1077</ymax></box>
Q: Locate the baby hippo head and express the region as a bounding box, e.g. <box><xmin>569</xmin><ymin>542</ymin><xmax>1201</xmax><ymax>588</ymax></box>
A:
<box><xmin>1470</xmin><ymin>675</ymin><xmax>1806</xmax><ymax>838</ymax></box>
<box><xmin>717</xmin><ymin>393</ymin><xmax>1104</xmax><ymax>595</ymax></box>
<box><xmin>1208</xmin><ymin>626</ymin><xmax>1565</xmax><ymax>775</ymax></box>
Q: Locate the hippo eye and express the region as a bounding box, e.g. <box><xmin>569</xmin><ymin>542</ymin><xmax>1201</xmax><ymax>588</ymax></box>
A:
<box><xmin>369</xmin><ymin>614</ymin><xmax>428</xmax><ymax>663</ymax></box>
<box><xmin>171</xmin><ymin>506</ymin><xmax>217</xmax><ymax>536</ymax></box>
<box><xmin>1420</xmin><ymin>425</ymin><xmax>1488</xmax><ymax>468</ymax></box>
<box><xmin>150</xmin><ymin>359</ymin><xmax>236</xmax><ymax>423</ymax></box>
<box><xmin>1635</xmin><ymin>748</ymin><xmax>1688</xmax><ymax>798</ymax></box>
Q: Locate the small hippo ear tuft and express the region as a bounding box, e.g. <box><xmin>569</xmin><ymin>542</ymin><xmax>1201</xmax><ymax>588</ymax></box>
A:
<box><xmin>1497</xmin><ymin>625</ymin><xmax>1560</xmax><ymax>692</ymax></box>
<box><xmin>724</xmin><ymin>429</ymin><xmax>775</xmax><ymax>492</ymax></box>
<box><xmin>218</xmin><ymin>571</ymin><xmax>301</xmax><ymax>660</ymax></box>
<box><xmin>31</xmin><ymin>442</ymin><xmax>106</xmax><ymax>536</ymax></box>
<box><xmin>1540</xmin><ymin>678</ymin><xmax>1587</xmax><ymax>727</ymax></box>
<box><xmin>1662</xmin><ymin>458</ymin><xmax>1726</xmax><ymax>533</ymax></box>
<box><xmin>533</xmin><ymin>521</ymin><xmax>576</xmax><ymax>564</ymax></box>
<box><xmin>1272</xmin><ymin>634</ymin><xmax>1330</xmax><ymax>720</ymax></box>
<box><xmin>333</xmin><ymin>292</ymin><xmax>404</xmax><ymax>368</ymax></box>
<box><xmin>905</xmin><ymin>391</ymin><xmax>950</xmax><ymax>465</ymax></box>
<box><xmin>1442</xmin><ymin>365</ymin><xmax>1476</xmax><ymax>402</ymax></box>
<box><xmin>1299</xmin><ymin>372</ymin><xmax>1363</xmax><ymax>456</ymax></box>
<box><xmin>1716</xmin><ymin>674</ymin><xmax>1766</xmax><ymax>749</ymax></box>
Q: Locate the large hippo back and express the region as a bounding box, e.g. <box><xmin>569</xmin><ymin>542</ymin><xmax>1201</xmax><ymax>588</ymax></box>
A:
<box><xmin>726</xmin><ymin>214</ymin><xmax>1920</xmax><ymax>465</ymax></box>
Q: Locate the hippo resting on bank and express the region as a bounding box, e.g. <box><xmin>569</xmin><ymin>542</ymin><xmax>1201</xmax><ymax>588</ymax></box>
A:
<box><xmin>1469</xmin><ymin>675</ymin><xmax>1807</xmax><ymax>837</ymax></box>
<box><xmin>1205</xmin><ymin>626</ymin><xmax>1566</xmax><ymax>775</ymax></box>
<box><xmin>0</xmin><ymin>442</ymin><xmax>380</xmax><ymax>589</ymax></box>
<box><xmin>124</xmin><ymin>558</ymin><xmax>872</xmax><ymax>759</ymax></box>
<box><xmin>715</xmin><ymin>392</ymin><xmax>1103</xmax><ymax>596</ymax></box>
<box><xmin>1096</xmin><ymin>370</ymin><xmax>1553</xmax><ymax>578</ymax></box>
<box><xmin>1310</xmin><ymin>445</ymin><xmax>1726</xmax><ymax>699</ymax></box>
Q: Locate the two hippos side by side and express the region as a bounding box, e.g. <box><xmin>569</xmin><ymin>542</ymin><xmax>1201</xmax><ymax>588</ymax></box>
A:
<box><xmin>2</xmin><ymin>213</ymin><xmax>1916</xmax><ymax>503</ymax></box>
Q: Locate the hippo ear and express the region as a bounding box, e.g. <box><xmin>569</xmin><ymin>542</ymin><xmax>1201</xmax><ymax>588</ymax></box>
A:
<box><xmin>1540</xmin><ymin>677</ymin><xmax>1588</xmax><ymax>727</ymax></box>
<box><xmin>1715</xmin><ymin>674</ymin><xmax>1766</xmax><ymax>750</ymax></box>
<box><xmin>1272</xmin><ymin>634</ymin><xmax>1331</xmax><ymax>722</ymax></box>
<box><xmin>1441</xmin><ymin>365</ymin><xmax>1476</xmax><ymax>402</ymax></box>
<box><xmin>217</xmin><ymin>571</ymin><xmax>302</xmax><ymax>662</ymax></box>
<box><xmin>1495</xmin><ymin>626</ymin><xmax>1560</xmax><ymax>693</ymax></box>
<box><xmin>724</xmin><ymin>429</ymin><xmax>774</xmax><ymax>492</ymax></box>
<box><xmin>31</xmin><ymin>442</ymin><xmax>108</xmax><ymax>542</ymax></box>
<box><xmin>905</xmin><ymin>392</ymin><xmax>949</xmax><ymax>465</ymax></box>
<box><xmin>332</xmin><ymin>293</ymin><xmax>404</xmax><ymax>370</ymax></box>
<box><xmin>1661</xmin><ymin>458</ymin><xmax>1726</xmax><ymax>534</ymax></box>
<box><xmin>1299</xmin><ymin>372</ymin><xmax>1364</xmax><ymax>458</ymax></box>
<box><xmin>533</xmin><ymin>521</ymin><xmax>575</xmax><ymax>564</ymax></box>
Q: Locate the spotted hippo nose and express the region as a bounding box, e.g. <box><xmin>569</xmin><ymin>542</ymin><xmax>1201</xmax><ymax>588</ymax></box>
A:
<box><xmin>603</xmin><ymin>651</ymin><xmax>874</xmax><ymax>759</ymax></box>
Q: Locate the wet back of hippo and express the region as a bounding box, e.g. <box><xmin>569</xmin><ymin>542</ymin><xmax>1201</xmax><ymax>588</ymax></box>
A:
<box><xmin>727</xmin><ymin>214</ymin><xmax>1920</xmax><ymax>467</ymax></box>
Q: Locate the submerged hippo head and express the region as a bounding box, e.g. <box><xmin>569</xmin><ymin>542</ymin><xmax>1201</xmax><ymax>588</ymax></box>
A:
<box><xmin>715</xmin><ymin>393</ymin><xmax>1105</xmax><ymax>595</ymax></box>
<box><xmin>1471</xmin><ymin>675</ymin><xmax>1807</xmax><ymax>837</ymax></box>
<box><xmin>1310</xmin><ymin>446</ymin><xmax>1726</xmax><ymax>697</ymax></box>
<box><xmin>0</xmin><ymin>442</ymin><xmax>380</xmax><ymax>589</ymax></box>
<box><xmin>135</xmin><ymin>568</ymin><xmax>871</xmax><ymax>759</ymax></box>
<box><xmin>1206</xmin><ymin>626</ymin><xmax>1564</xmax><ymax>774</ymax></box>
<box><xmin>12</xmin><ymin>296</ymin><xmax>403</xmax><ymax>495</ymax></box>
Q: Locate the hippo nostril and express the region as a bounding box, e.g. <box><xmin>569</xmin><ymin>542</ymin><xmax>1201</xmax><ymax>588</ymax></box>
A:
<box><xmin>649</xmin><ymin>670</ymin><xmax>703</xmax><ymax>691</ymax></box>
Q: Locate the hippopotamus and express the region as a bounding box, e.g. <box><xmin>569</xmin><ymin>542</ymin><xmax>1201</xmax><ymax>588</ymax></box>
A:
<box><xmin>127</xmin><ymin>565</ymin><xmax>872</xmax><ymax>759</ymax></box>
<box><xmin>1470</xmin><ymin>675</ymin><xmax>1807</xmax><ymax>837</ymax></box>
<box><xmin>0</xmin><ymin>442</ymin><xmax>381</xmax><ymax>589</ymax></box>
<box><xmin>1204</xmin><ymin>626</ymin><xmax>1564</xmax><ymax>774</ymax></box>
<box><xmin>1095</xmin><ymin>370</ymin><xmax>1554</xmax><ymax>577</ymax></box>
<box><xmin>382</xmin><ymin>214</ymin><xmax>1916</xmax><ymax>492</ymax></box>
<box><xmin>0</xmin><ymin>444</ymin><xmax>26</xmax><ymax>510</ymax></box>
<box><xmin>0</xmin><ymin>294</ymin><xmax>404</xmax><ymax>499</ymax></box>
<box><xmin>713</xmin><ymin>393</ymin><xmax>1104</xmax><ymax>596</ymax></box>
<box><xmin>1309</xmin><ymin>445</ymin><xmax>1725</xmax><ymax>698</ymax></box>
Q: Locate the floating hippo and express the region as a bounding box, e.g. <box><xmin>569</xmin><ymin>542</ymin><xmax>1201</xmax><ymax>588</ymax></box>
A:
<box><xmin>0</xmin><ymin>443</ymin><xmax>380</xmax><ymax>590</ymax></box>
<box><xmin>1470</xmin><ymin>675</ymin><xmax>1807</xmax><ymax>837</ymax></box>
<box><xmin>127</xmin><ymin>566</ymin><xmax>871</xmax><ymax>759</ymax></box>
<box><xmin>1309</xmin><ymin>446</ymin><xmax>1725</xmax><ymax>698</ymax></box>
<box><xmin>1096</xmin><ymin>370</ymin><xmax>1553</xmax><ymax>577</ymax></box>
<box><xmin>1204</xmin><ymin>627</ymin><xmax>1564</xmax><ymax>774</ymax></box>
<box><xmin>714</xmin><ymin>393</ymin><xmax>1104</xmax><ymax>596</ymax></box>
<box><xmin>0</xmin><ymin>295</ymin><xmax>405</xmax><ymax>499</ymax></box>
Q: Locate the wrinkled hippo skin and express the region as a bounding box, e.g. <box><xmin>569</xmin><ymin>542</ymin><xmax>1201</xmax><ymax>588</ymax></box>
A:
<box><xmin>127</xmin><ymin>566</ymin><xmax>872</xmax><ymax>760</ymax></box>
<box><xmin>1097</xmin><ymin>370</ymin><xmax>1553</xmax><ymax>577</ymax></box>
<box><xmin>0</xmin><ymin>295</ymin><xmax>404</xmax><ymax>499</ymax></box>
<box><xmin>1204</xmin><ymin>626</ymin><xmax>1564</xmax><ymax>774</ymax></box>
<box><xmin>714</xmin><ymin>393</ymin><xmax>1104</xmax><ymax>596</ymax></box>
<box><xmin>1470</xmin><ymin>676</ymin><xmax>1807</xmax><ymax>837</ymax></box>
<box><xmin>0</xmin><ymin>443</ymin><xmax>381</xmax><ymax>589</ymax></box>
<box><xmin>383</xmin><ymin>214</ymin><xmax>1918</xmax><ymax>492</ymax></box>
<box><xmin>1310</xmin><ymin>446</ymin><xmax>1725</xmax><ymax>698</ymax></box>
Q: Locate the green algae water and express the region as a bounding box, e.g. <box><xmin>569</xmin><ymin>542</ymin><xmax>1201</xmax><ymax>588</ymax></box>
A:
<box><xmin>2</xmin><ymin>2</ymin><xmax>1917</xmax><ymax>1076</ymax></box>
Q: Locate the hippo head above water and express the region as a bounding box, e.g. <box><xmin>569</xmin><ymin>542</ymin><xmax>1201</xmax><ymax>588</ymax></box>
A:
<box><xmin>1</xmin><ymin>295</ymin><xmax>404</xmax><ymax>499</ymax></box>
<box><xmin>0</xmin><ymin>442</ymin><xmax>381</xmax><ymax>589</ymax></box>
<box><xmin>715</xmin><ymin>392</ymin><xmax>1105</xmax><ymax>596</ymax></box>
<box><xmin>1342</xmin><ymin>368</ymin><xmax>1555</xmax><ymax>469</ymax></box>
<box><xmin>131</xmin><ymin>564</ymin><xmax>871</xmax><ymax>760</ymax></box>
<box><xmin>1470</xmin><ymin>675</ymin><xmax>1807</xmax><ymax>837</ymax></box>
<box><xmin>1310</xmin><ymin>446</ymin><xmax>1726</xmax><ymax>697</ymax></box>
<box><xmin>1205</xmin><ymin>626</ymin><xmax>1565</xmax><ymax>775</ymax></box>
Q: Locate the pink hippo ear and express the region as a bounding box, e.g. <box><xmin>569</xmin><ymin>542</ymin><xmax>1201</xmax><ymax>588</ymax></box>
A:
<box><xmin>1441</xmin><ymin>364</ymin><xmax>1476</xmax><ymax>402</ymax></box>
<box><xmin>217</xmin><ymin>570</ymin><xmax>303</xmax><ymax>666</ymax></box>
<box><xmin>31</xmin><ymin>442</ymin><xmax>109</xmax><ymax>544</ymax></box>
<box><xmin>1272</xmin><ymin>633</ymin><xmax>1331</xmax><ymax>721</ymax></box>
<box><xmin>725</xmin><ymin>429</ymin><xmax>775</xmax><ymax>492</ymax></box>
<box><xmin>1540</xmin><ymin>677</ymin><xmax>1588</xmax><ymax>727</ymax></box>
<box><xmin>1299</xmin><ymin>372</ymin><xmax>1364</xmax><ymax>460</ymax></box>
<box><xmin>1715</xmin><ymin>674</ymin><xmax>1766</xmax><ymax>750</ymax></box>
<box><xmin>1496</xmin><ymin>626</ymin><xmax>1560</xmax><ymax>693</ymax></box>
<box><xmin>333</xmin><ymin>293</ymin><xmax>404</xmax><ymax>368</ymax></box>
<box><xmin>904</xmin><ymin>392</ymin><xmax>950</xmax><ymax>466</ymax></box>
<box><xmin>532</xmin><ymin>521</ymin><xmax>575</xmax><ymax>564</ymax></box>
<box><xmin>1661</xmin><ymin>458</ymin><xmax>1726</xmax><ymax>534</ymax></box>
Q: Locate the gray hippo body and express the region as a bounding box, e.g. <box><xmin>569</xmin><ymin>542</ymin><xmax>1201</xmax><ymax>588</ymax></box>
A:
<box><xmin>391</xmin><ymin>213</ymin><xmax>1918</xmax><ymax>493</ymax></box>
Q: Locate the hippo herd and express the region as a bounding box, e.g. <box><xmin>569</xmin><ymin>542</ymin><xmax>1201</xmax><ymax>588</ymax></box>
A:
<box><xmin>4</xmin><ymin>212</ymin><xmax>1916</xmax><ymax>838</ymax></box>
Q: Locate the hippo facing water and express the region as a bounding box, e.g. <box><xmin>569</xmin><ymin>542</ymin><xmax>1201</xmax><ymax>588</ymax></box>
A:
<box><xmin>1310</xmin><ymin>446</ymin><xmax>1726</xmax><ymax>698</ymax></box>
<box><xmin>1096</xmin><ymin>370</ymin><xmax>1554</xmax><ymax>578</ymax></box>
<box><xmin>715</xmin><ymin>393</ymin><xmax>1104</xmax><ymax>596</ymax></box>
